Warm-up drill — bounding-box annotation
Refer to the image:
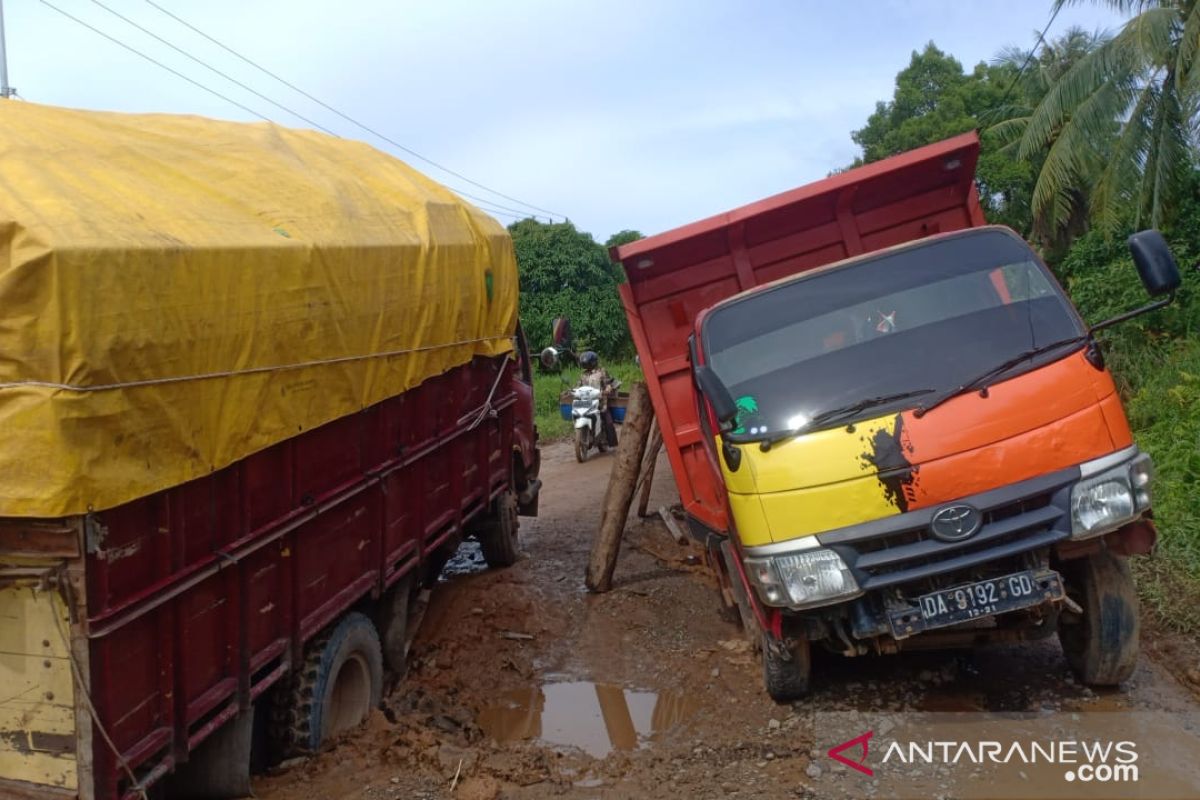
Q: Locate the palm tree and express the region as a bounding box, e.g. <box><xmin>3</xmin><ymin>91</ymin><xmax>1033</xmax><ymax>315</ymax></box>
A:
<box><xmin>999</xmin><ymin>1</ymin><xmax>1199</xmax><ymax>240</ymax></box>
<box><xmin>989</xmin><ymin>26</ymin><xmax>1110</xmax><ymax>251</ymax></box>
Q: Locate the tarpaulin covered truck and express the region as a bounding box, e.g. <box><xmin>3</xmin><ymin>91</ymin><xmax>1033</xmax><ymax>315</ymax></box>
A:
<box><xmin>0</xmin><ymin>102</ymin><xmax>540</xmax><ymax>798</ymax></box>
<box><xmin>611</xmin><ymin>132</ymin><xmax>1181</xmax><ymax>701</ymax></box>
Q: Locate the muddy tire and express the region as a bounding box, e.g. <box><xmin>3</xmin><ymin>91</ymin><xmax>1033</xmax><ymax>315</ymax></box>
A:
<box><xmin>1058</xmin><ymin>549</ymin><xmax>1140</xmax><ymax>686</ymax></box>
<box><xmin>574</xmin><ymin>428</ymin><xmax>590</xmax><ymax>463</ymax></box>
<box><xmin>376</xmin><ymin>575</ymin><xmax>412</xmax><ymax>674</ymax></box>
<box><xmin>274</xmin><ymin>612</ymin><xmax>383</xmax><ymax>754</ymax></box>
<box><xmin>478</xmin><ymin>490</ymin><xmax>520</xmax><ymax>568</ymax></box>
<box><xmin>762</xmin><ymin>635</ymin><xmax>811</xmax><ymax>702</ymax></box>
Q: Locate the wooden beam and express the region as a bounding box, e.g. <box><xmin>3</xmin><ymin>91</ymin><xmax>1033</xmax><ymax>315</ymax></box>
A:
<box><xmin>585</xmin><ymin>382</ymin><xmax>653</xmax><ymax>592</ymax></box>
<box><xmin>635</xmin><ymin>423</ymin><xmax>664</xmax><ymax>518</ymax></box>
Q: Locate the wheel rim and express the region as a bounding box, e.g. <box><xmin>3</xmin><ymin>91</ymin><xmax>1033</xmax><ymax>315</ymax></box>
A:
<box><xmin>326</xmin><ymin>652</ymin><xmax>372</xmax><ymax>739</ymax></box>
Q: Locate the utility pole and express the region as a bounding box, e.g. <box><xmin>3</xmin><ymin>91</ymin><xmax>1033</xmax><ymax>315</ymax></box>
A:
<box><xmin>0</xmin><ymin>0</ymin><xmax>14</xmax><ymax>99</ymax></box>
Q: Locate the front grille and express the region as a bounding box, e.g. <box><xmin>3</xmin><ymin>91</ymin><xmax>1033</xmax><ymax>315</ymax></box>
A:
<box><xmin>819</xmin><ymin>468</ymin><xmax>1077</xmax><ymax>592</ymax></box>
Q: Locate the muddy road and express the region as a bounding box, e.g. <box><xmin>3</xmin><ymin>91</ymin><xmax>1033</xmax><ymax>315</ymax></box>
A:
<box><xmin>254</xmin><ymin>442</ymin><xmax>1200</xmax><ymax>800</ymax></box>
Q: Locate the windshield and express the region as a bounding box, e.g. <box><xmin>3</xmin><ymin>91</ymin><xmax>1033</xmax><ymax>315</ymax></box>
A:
<box><xmin>701</xmin><ymin>229</ymin><xmax>1085</xmax><ymax>440</ymax></box>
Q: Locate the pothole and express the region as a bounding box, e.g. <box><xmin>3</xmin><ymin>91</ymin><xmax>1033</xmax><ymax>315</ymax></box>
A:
<box><xmin>477</xmin><ymin>681</ymin><xmax>697</xmax><ymax>757</ymax></box>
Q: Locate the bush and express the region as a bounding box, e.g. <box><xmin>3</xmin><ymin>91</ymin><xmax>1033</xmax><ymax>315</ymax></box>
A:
<box><xmin>508</xmin><ymin>219</ymin><xmax>633</xmax><ymax>359</ymax></box>
<box><xmin>1054</xmin><ymin>217</ymin><xmax>1200</xmax><ymax>632</ymax></box>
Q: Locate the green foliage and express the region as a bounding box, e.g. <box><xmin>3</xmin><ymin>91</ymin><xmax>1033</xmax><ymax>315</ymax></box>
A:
<box><xmin>1118</xmin><ymin>336</ymin><xmax>1200</xmax><ymax>632</ymax></box>
<box><xmin>989</xmin><ymin>26</ymin><xmax>1110</xmax><ymax>253</ymax></box>
<box><xmin>508</xmin><ymin>219</ymin><xmax>633</xmax><ymax>358</ymax></box>
<box><xmin>849</xmin><ymin>43</ymin><xmax>1038</xmax><ymax>237</ymax></box>
<box><xmin>1000</xmin><ymin>1</ymin><xmax>1200</xmax><ymax>238</ymax></box>
<box><xmin>532</xmin><ymin>360</ymin><xmax>644</xmax><ymax>439</ymax></box>
<box><xmin>1052</xmin><ymin>199</ymin><xmax>1200</xmax><ymax>630</ymax></box>
<box><xmin>853</xmin><ymin>44</ymin><xmax>982</xmax><ymax>162</ymax></box>
<box><xmin>604</xmin><ymin>229</ymin><xmax>644</xmax><ymax>251</ymax></box>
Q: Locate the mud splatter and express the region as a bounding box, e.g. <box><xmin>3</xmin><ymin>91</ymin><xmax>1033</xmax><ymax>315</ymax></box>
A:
<box><xmin>861</xmin><ymin>414</ymin><xmax>920</xmax><ymax>512</ymax></box>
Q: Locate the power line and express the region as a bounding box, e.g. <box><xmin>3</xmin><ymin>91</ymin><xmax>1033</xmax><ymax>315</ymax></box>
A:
<box><xmin>143</xmin><ymin>0</ymin><xmax>566</xmax><ymax>221</ymax></box>
<box><xmin>38</xmin><ymin>0</ymin><xmax>272</xmax><ymax>123</ymax></box>
<box><xmin>998</xmin><ymin>3</ymin><xmax>1064</xmax><ymax>106</ymax></box>
<box><xmin>39</xmin><ymin>1</ymin><xmax>550</xmax><ymax>223</ymax></box>
<box><xmin>86</xmin><ymin>0</ymin><xmax>339</xmax><ymax>136</ymax></box>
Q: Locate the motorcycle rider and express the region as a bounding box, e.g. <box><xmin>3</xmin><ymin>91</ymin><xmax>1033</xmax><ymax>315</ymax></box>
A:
<box><xmin>577</xmin><ymin>351</ymin><xmax>618</xmax><ymax>447</ymax></box>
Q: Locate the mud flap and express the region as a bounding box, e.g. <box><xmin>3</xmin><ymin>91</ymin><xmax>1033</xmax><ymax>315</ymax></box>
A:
<box><xmin>164</xmin><ymin>709</ymin><xmax>253</xmax><ymax>799</ymax></box>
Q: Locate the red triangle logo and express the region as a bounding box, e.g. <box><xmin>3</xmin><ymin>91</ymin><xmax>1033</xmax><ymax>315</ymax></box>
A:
<box><xmin>827</xmin><ymin>730</ymin><xmax>874</xmax><ymax>776</ymax></box>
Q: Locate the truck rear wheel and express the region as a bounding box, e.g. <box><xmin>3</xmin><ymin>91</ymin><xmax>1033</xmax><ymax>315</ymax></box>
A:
<box><xmin>274</xmin><ymin>612</ymin><xmax>383</xmax><ymax>754</ymax></box>
<box><xmin>574</xmin><ymin>428</ymin><xmax>590</xmax><ymax>463</ymax></box>
<box><xmin>1058</xmin><ymin>549</ymin><xmax>1140</xmax><ymax>686</ymax></box>
<box><xmin>762</xmin><ymin>634</ymin><xmax>811</xmax><ymax>702</ymax></box>
<box><xmin>478</xmin><ymin>490</ymin><xmax>520</xmax><ymax>568</ymax></box>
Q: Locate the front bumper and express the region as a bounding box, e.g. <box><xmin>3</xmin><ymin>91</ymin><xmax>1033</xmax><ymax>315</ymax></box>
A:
<box><xmin>741</xmin><ymin>446</ymin><xmax>1151</xmax><ymax>640</ymax></box>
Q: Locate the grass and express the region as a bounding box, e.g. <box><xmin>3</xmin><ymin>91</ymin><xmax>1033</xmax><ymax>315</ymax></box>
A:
<box><xmin>533</xmin><ymin>360</ymin><xmax>644</xmax><ymax>440</ymax></box>
<box><xmin>1105</xmin><ymin>334</ymin><xmax>1200</xmax><ymax>633</ymax></box>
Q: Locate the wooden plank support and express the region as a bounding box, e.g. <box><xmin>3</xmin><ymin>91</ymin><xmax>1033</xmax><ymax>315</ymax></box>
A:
<box><xmin>635</xmin><ymin>423</ymin><xmax>664</xmax><ymax>518</ymax></box>
<box><xmin>585</xmin><ymin>382</ymin><xmax>653</xmax><ymax>592</ymax></box>
<box><xmin>657</xmin><ymin>506</ymin><xmax>689</xmax><ymax>546</ymax></box>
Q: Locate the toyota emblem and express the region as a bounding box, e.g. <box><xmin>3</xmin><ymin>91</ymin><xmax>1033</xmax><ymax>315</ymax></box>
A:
<box><xmin>929</xmin><ymin>504</ymin><xmax>982</xmax><ymax>542</ymax></box>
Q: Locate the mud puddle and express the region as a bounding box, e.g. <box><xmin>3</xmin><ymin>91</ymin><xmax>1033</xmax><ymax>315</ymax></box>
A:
<box><xmin>477</xmin><ymin>680</ymin><xmax>697</xmax><ymax>757</ymax></box>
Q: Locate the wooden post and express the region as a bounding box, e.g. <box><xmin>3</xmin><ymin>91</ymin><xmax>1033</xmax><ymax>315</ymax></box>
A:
<box><xmin>635</xmin><ymin>423</ymin><xmax>663</xmax><ymax>518</ymax></box>
<box><xmin>586</xmin><ymin>381</ymin><xmax>653</xmax><ymax>592</ymax></box>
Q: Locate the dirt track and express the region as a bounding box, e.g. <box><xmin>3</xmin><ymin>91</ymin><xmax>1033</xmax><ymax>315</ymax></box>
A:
<box><xmin>253</xmin><ymin>441</ymin><xmax>1200</xmax><ymax>800</ymax></box>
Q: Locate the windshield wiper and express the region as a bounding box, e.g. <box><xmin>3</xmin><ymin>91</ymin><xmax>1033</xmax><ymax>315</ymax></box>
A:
<box><xmin>914</xmin><ymin>334</ymin><xmax>1090</xmax><ymax>418</ymax></box>
<box><xmin>755</xmin><ymin>388</ymin><xmax>935</xmax><ymax>450</ymax></box>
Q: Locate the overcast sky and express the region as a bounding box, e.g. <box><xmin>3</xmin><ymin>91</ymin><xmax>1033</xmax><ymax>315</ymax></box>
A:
<box><xmin>6</xmin><ymin>1</ymin><xmax>1125</xmax><ymax>241</ymax></box>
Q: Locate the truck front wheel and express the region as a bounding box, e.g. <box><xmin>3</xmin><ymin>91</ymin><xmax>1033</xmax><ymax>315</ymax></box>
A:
<box><xmin>1057</xmin><ymin>549</ymin><xmax>1140</xmax><ymax>686</ymax></box>
<box><xmin>762</xmin><ymin>634</ymin><xmax>811</xmax><ymax>702</ymax></box>
<box><xmin>274</xmin><ymin>612</ymin><xmax>384</xmax><ymax>754</ymax></box>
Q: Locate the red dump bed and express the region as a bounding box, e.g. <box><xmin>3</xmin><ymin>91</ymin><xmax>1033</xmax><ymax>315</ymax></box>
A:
<box><xmin>612</xmin><ymin>132</ymin><xmax>985</xmax><ymax>535</ymax></box>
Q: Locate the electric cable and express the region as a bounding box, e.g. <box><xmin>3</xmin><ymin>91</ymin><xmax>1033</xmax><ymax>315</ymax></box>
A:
<box><xmin>143</xmin><ymin>0</ymin><xmax>566</xmax><ymax>220</ymax></box>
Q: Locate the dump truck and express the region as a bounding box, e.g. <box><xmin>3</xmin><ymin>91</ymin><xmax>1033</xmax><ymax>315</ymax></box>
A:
<box><xmin>0</xmin><ymin>103</ymin><xmax>541</xmax><ymax>798</ymax></box>
<box><xmin>611</xmin><ymin>132</ymin><xmax>1180</xmax><ymax>701</ymax></box>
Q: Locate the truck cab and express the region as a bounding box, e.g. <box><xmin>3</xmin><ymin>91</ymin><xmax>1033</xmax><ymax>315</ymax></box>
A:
<box><xmin>612</xmin><ymin>133</ymin><xmax>1181</xmax><ymax>700</ymax></box>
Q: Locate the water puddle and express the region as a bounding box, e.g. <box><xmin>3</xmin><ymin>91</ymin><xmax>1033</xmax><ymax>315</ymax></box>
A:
<box><xmin>477</xmin><ymin>681</ymin><xmax>697</xmax><ymax>757</ymax></box>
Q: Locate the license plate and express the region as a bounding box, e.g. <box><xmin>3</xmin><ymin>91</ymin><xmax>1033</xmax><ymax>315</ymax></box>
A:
<box><xmin>888</xmin><ymin>569</ymin><xmax>1064</xmax><ymax>639</ymax></box>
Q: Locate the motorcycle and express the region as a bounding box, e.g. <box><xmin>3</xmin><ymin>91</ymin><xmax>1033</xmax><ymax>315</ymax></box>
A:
<box><xmin>571</xmin><ymin>385</ymin><xmax>607</xmax><ymax>463</ymax></box>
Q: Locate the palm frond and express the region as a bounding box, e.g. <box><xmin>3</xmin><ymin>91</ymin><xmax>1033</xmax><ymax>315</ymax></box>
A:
<box><xmin>1054</xmin><ymin>0</ymin><xmax>1157</xmax><ymax>16</ymax></box>
<box><xmin>1092</xmin><ymin>82</ymin><xmax>1156</xmax><ymax>232</ymax></box>
<box><xmin>1029</xmin><ymin>76</ymin><xmax>1129</xmax><ymax>233</ymax></box>
<box><xmin>987</xmin><ymin>116</ymin><xmax>1032</xmax><ymax>146</ymax></box>
<box><xmin>1017</xmin><ymin>33</ymin><xmax>1139</xmax><ymax>159</ymax></box>
<box><xmin>1148</xmin><ymin>73</ymin><xmax>1188</xmax><ymax>227</ymax></box>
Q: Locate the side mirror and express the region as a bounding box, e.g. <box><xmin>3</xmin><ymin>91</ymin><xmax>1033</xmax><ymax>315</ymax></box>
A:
<box><xmin>695</xmin><ymin>365</ymin><xmax>737</xmax><ymax>426</ymax></box>
<box><xmin>1128</xmin><ymin>230</ymin><xmax>1181</xmax><ymax>297</ymax></box>
<box><xmin>539</xmin><ymin>346</ymin><xmax>561</xmax><ymax>371</ymax></box>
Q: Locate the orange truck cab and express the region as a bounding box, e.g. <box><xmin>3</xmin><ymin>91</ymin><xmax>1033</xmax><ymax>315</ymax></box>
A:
<box><xmin>612</xmin><ymin>133</ymin><xmax>1182</xmax><ymax>700</ymax></box>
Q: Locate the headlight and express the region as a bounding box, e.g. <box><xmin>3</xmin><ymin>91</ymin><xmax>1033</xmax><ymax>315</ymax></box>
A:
<box><xmin>1070</xmin><ymin>452</ymin><xmax>1153</xmax><ymax>539</ymax></box>
<box><xmin>744</xmin><ymin>548</ymin><xmax>860</xmax><ymax>609</ymax></box>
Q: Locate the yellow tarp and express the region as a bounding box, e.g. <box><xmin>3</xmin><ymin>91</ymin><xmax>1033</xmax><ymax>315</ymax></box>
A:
<box><xmin>0</xmin><ymin>102</ymin><xmax>518</xmax><ymax>517</ymax></box>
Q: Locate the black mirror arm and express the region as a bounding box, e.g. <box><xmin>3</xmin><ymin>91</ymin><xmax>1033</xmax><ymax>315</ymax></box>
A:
<box><xmin>1089</xmin><ymin>291</ymin><xmax>1175</xmax><ymax>334</ymax></box>
<box><xmin>721</xmin><ymin>437</ymin><xmax>742</xmax><ymax>472</ymax></box>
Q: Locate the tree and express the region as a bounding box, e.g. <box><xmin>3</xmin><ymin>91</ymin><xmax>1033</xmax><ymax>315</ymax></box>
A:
<box><xmin>507</xmin><ymin>219</ymin><xmax>632</xmax><ymax>357</ymax></box>
<box><xmin>849</xmin><ymin>43</ymin><xmax>1035</xmax><ymax>234</ymax></box>
<box><xmin>1006</xmin><ymin>0</ymin><xmax>1200</xmax><ymax>235</ymax></box>
<box><xmin>604</xmin><ymin>229</ymin><xmax>644</xmax><ymax>251</ymax></box>
<box><xmin>852</xmin><ymin>44</ymin><xmax>980</xmax><ymax>163</ymax></box>
<box><xmin>989</xmin><ymin>26</ymin><xmax>1108</xmax><ymax>253</ymax></box>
